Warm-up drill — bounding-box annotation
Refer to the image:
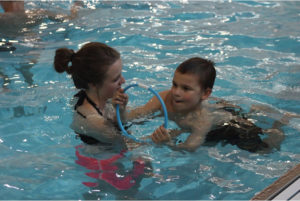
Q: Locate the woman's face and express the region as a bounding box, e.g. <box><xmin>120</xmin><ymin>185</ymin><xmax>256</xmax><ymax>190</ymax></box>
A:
<box><xmin>98</xmin><ymin>58</ymin><xmax>125</xmax><ymax>99</ymax></box>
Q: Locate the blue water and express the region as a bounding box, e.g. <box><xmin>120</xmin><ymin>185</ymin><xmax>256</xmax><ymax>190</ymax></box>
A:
<box><xmin>0</xmin><ymin>1</ymin><xmax>300</xmax><ymax>200</ymax></box>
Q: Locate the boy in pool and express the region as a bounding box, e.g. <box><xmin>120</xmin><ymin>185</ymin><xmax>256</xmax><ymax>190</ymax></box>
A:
<box><xmin>113</xmin><ymin>57</ymin><xmax>294</xmax><ymax>153</ymax></box>
<box><xmin>114</xmin><ymin>57</ymin><xmax>219</xmax><ymax>152</ymax></box>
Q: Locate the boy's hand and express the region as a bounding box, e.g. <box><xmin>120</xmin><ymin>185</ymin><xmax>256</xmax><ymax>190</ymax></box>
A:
<box><xmin>112</xmin><ymin>88</ymin><xmax>128</xmax><ymax>110</ymax></box>
<box><xmin>151</xmin><ymin>125</ymin><xmax>171</xmax><ymax>144</ymax></box>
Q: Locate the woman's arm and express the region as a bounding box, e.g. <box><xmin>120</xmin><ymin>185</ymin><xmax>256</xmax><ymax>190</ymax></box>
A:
<box><xmin>71</xmin><ymin>113</ymin><xmax>124</xmax><ymax>144</ymax></box>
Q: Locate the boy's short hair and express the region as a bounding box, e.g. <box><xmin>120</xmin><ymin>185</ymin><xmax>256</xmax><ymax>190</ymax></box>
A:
<box><xmin>176</xmin><ymin>57</ymin><xmax>216</xmax><ymax>90</ymax></box>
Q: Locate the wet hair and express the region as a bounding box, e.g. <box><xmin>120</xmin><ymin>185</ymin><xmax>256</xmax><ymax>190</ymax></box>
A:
<box><xmin>54</xmin><ymin>42</ymin><xmax>120</xmax><ymax>89</ymax></box>
<box><xmin>176</xmin><ymin>57</ymin><xmax>216</xmax><ymax>90</ymax></box>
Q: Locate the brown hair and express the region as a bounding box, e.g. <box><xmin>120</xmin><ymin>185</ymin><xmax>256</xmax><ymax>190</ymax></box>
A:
<box><xmin>54</xmin><ymin>42</ymin><xmax>120</xmax><ymax>89</ymax></box>
<box><xmin>176</xmin><ymin>57</ymin><xmax>216</xmax><ymax>90</ymax></box>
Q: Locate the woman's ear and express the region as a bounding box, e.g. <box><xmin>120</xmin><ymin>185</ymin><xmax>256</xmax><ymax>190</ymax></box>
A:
<box><xmin>201</xmin><ymin>88</ymin><xmax>212</xmax><ymax>100</ymax></box>
<box><xmin>87</xmin><ymin>83</ymin><xmax>97</xmax><ymax>90</ymax></box>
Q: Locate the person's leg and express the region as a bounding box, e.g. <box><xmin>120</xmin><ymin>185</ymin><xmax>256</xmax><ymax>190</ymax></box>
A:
<box><xmin>262</xmin><ymin>112</ymin><xmax>300</xmax><ymax>150</ymax></box>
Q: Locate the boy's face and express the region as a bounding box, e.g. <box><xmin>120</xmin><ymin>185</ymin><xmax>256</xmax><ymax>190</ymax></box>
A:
<box><xmin>171</xmin><ymin>71</ymin><xmax>211</xmax><ymax>113</ymax></box>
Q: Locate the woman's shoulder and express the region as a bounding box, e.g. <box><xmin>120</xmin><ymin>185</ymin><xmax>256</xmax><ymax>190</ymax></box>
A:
<box><xmin>77</xmin><ymin>103</ymin><xmax>100</xmax><ymax>118</ymax></box>
<box><xmin>103</xmin><ymin>100</ymin><xmax>115</xmax><ymax>120</ymax></box>
<box><xmin>71</xmin><ymin>110</ymin><xmax>104</xmax><ymax>131</ymax></box>
<box><xmin>71</xmin><ymin>110</ymin><xmax>119</xmax><ymax>143</ymax></box>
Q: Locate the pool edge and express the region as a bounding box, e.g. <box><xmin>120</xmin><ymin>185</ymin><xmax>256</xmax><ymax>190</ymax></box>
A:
<box><xmin>251</xmin><ymin>163</ymin><xmax>300</xmax><ymax>200</ymax></box>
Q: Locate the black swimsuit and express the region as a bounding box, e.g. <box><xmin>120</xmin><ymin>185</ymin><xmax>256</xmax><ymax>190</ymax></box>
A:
<box><xmin>204</xmin><ymin>106</ymin><xmax>269</xmax><ymax>153</ymax></box>
<box><xmin>74</xmin><ymin>90</ymin><xmax>113</xmax><ymax>146</ymax></box>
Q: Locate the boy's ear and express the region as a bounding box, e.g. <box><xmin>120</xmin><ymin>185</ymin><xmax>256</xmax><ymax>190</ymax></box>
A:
<box><xmin>201</xmin><ymin>88</ymin><xmax>212</xmax><ymax>100</ymax></box>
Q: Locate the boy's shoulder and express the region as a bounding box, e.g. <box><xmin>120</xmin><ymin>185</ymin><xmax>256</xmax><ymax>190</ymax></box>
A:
<box><xmin>159</xmin><ymin>89</ymin><xmax>171</xmax><ymax>96</ymax></box>
<box><xmin>184</xmin><ymin>104</ymin><xmax>211</xmax><ymax>122</ymax></box>
<box><xmin>157</xmin><ymin>89</ymin><xmax>172</xmax><ymax>102</ymax></box>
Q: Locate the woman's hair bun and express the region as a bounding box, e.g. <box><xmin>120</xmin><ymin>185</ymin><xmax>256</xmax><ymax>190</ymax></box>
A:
<box><xmin>54</xmin><ymin>48</ymin><xmax>74</xmax><ymax>74</ymax></box>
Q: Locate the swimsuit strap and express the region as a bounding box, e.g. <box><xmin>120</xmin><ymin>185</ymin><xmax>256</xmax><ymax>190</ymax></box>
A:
<box><xmin>73</xmin><ymin>90</ymin><xmax>113</xmax><ymax>146</ymax></box>
<box><xmin>85</xmin><ymin>93</ymin><xmax>103</xmax><ymax>116</ymax></box>
<box><xmin>74</xmin><ymin>90</ymin><xmax>103</xmax><ymax>116</ymax></box>
<box><xmin>74</xmin><ymin>90</ymin><xmax>86</xmax><ymax>110</ymax></box>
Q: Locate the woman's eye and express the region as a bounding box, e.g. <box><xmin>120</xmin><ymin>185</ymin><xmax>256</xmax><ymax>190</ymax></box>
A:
<box><xmin>113</xmin><ymin>76</ymin><xmax>120</xmax><ymax>82</ymax></box>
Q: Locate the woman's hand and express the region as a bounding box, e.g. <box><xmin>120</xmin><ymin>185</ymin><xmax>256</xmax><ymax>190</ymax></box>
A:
<box><xmin>151</xmin><ymin>125</ymin><xmax>171</xmax><ymax>144</ymax></box>
<box><xmin>112</xmin><ymin>88</ymin><xmax>128</xmax><ymax>110</ymax></box>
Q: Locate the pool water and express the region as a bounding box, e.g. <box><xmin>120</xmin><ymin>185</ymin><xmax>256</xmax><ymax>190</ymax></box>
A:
<box><xmin>0</xmin><ymin>1</ymin><xmax>300</xmax><ymax>200</ymax></box>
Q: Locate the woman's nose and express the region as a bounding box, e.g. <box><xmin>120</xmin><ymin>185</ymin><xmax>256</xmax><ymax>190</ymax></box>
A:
<box><xmin>120</xmin><ymin>75</ymin><xmax>125</xmax><ymax>84</ymax></box>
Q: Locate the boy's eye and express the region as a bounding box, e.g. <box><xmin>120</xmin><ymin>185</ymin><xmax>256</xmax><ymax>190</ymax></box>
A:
<box><xmin>182</xmin><ymin>86</ymin><xmax>192</xmax><ymax>91</ymax></box>
<box><xmin>172</xmin><ymin>82</ymin><xmax>177</xmax><ymax>87</ymax></box>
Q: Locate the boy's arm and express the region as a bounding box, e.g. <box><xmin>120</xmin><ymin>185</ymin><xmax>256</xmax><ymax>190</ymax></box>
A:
<box><xmin>172</xmin><ymin>129</ymin><xmax>208</xmax><ymax>152</ymax></box>
<box><xmin>170</xmin><ymin>120</ymin><xmax>212</xmax><ymax>152</ymax></box>
<box><xmin>151</xmin><ymin>119</ymin><xmax>212</xmax><ymax>152</ymax></box>
<box><xmin>123</xmin><ymin>90</ymin><xmax>169</xmax><ymax>121</ymax></box>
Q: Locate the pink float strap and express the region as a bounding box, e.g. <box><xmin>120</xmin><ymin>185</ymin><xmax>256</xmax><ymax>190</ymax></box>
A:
<box><xmin>75</xmin><ymin>145</ymin><xmax>145</xmax><ymax>190</ymax></box>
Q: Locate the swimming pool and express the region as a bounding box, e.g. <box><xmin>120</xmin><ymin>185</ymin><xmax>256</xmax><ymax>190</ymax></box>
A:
<box><xmin>0</xmin><ymin>1</ymin><xmax>300</xmax><ymax>200</ymax></box>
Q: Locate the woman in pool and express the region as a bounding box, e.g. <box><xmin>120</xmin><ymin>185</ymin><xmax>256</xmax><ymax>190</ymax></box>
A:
<box><xmin>54</xmin><ymin>42</ymin><xmax>151</xmax><ymax>192</ymax></box>
<box><xmin>54</xmin><ymin>42</ymin><xmax>129</xmax><ymax>149</ymax></box>
<box><xmin>115</xmin><ymin>57</ymin><xmax>295</xmax><ymax>153</ymax></box>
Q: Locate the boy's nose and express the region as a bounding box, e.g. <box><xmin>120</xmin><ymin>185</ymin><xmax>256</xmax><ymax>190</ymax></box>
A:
<box><xmin>172</xmin><ymin>87</ymin><xmax>181</xmax><ymax>96</ymax></box>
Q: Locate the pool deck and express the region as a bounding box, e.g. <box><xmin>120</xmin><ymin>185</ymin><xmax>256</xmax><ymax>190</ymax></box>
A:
<box><xmin>251</xmin><ymin>163</ymin><xmax>300</xmax><ymax>200</ymax></box>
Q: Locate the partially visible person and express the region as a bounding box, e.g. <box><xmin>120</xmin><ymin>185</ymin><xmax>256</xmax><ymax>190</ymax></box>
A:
<box><xmin>0</xmin><ymin>0</ymin><xmax>82</xmax><ymax>37</ymax></box>
<box><xmin>114</xmin><ymin>57</ymin><xmax>296</xmax><ymax>153</ymax></box>
<box><xmin>0</xmin><ymin>1</ymin><xmax>84</xmax><ymax>92</ymax></box>
<box><xmin>0</xmin><ymin>0</ymin><xmax>81</xmax><ymax>17</ymax></box>
<box><xmin>0</xmin><ymin>1</ymin><xmax>24</xmax><ymax>13</ymax></box>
